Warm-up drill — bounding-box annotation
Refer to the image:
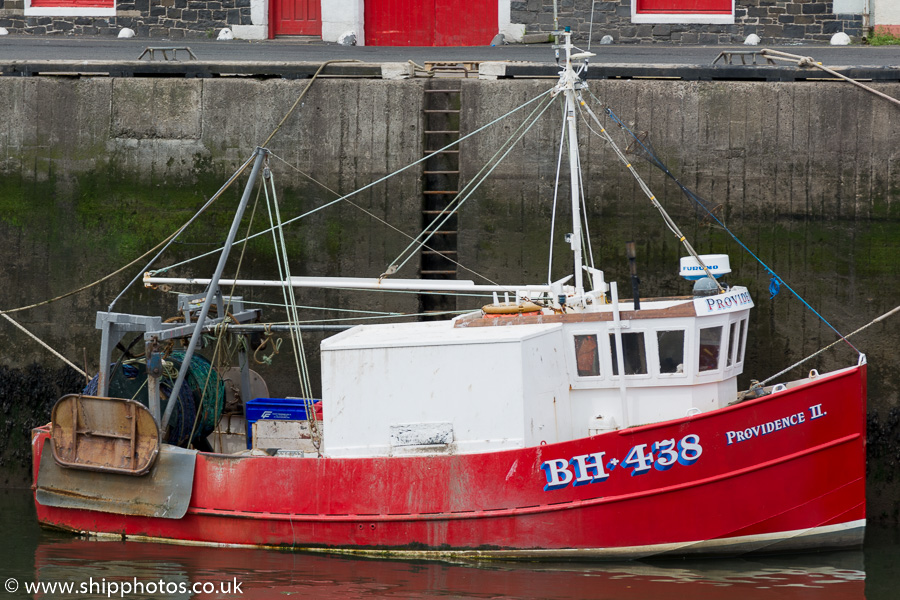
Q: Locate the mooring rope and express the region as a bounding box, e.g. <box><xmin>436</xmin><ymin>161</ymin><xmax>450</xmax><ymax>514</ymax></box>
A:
<box><xmin>761</xmin><ymin>304</ymin><xmax>900</xmax><ymax>385</ymax></box>
<box><xmin>760</xmin><ymin>49</ymin><xmax>900</xmax><ymax>110</ymax></box>
<box><xmin>0</xmin><ymin>313</ymin><xmax>87</xmax><ymax>378</ymax></box>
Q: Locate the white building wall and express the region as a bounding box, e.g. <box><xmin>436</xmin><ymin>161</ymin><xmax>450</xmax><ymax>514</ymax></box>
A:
<box><xmin>322</xmin><ymin>0</ymin><xmax>366</xmax><ymax>45</ymax></box>
<box><xmin>498</xmin><ymin>0</ymin><xmax>525</xmax><ymax>42</ymax></box>
<box><xmin>832</xmin><ymin>0</ymin><xmax>865</xmax><ymax>14</ymax></box>
<box><xmin>232</xmin><ymin>0</ymin><xmax>268</xmax><ymax>40</ymax></box>
<box><xmin>873</xmin><ymin>0</ymin><xmax>900</xmax><ymax>28</ymax></box>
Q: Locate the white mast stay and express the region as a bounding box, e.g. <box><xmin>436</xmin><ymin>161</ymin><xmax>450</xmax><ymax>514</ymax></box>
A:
<box><xmin>551</xmin><ymin>29</ymin><xmax>597</xmax><ymax>309</ymax></box>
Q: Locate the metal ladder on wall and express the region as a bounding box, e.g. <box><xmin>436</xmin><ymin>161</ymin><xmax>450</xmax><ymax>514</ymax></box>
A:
<box><xmin>420</xmin><ymin>79</ymin><xmax>462</xmax><ymax>317</ymax></box>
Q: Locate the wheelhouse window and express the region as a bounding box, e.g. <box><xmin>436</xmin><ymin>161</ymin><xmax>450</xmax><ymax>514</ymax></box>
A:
<box><xmin>609</xmin><ymin>332</ymin><xmax>648</xmax><ymax>376</ymax></box>
<box><xmin>737</xmin><ymin>319</ymin><xmax>747</xmax><ymax>363</ymax></box>
<box><xmin>698</xmin><ymin>326</ymin><xmax>723</xmax><ymax>372</ymax></box>
<box><xmin>574</xmin><ymin>334</ymin><xmax>600</xmax><ymax>377</ymax></box>
<box><xmin>726</xmin><ymin>322</ymin><xmax>737</xmax><ymax>367</ymax></box>
<box><xmin>657</xmin><ymin>330</ymin><xmax>685</xmax><ymax>374</ymax></box>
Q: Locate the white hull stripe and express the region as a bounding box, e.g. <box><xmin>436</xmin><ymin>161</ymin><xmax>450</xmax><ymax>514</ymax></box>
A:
<box><xmin>77</xmin><ymin>519</ymin><xmax>865</xmax><ymax>561</ymax></box>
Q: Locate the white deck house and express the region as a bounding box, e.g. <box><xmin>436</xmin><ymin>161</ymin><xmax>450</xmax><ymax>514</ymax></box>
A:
<box><xmin>321</xmin><ymin>287</ymin><xmax>753</xmax><ymax>458</ymax></box>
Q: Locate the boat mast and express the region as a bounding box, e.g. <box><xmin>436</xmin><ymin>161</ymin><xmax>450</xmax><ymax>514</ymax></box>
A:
<box><xmin>557</xmin><ymin>30</ymin><xmax>592</xmax><ymax>305</ymax></box>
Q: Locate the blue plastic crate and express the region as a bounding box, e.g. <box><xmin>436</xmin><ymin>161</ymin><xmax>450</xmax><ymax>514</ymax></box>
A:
<box><xmin>246</xmin><ymin>397</ymin><xmax>319</xmax><ymax>449</ymax></box>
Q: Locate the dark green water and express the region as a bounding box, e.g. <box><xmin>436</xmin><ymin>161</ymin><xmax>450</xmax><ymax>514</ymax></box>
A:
<box><xmin>2</xmin><ymin>488</ymin><xmax>897</xmax><ymax>600</ymax></box>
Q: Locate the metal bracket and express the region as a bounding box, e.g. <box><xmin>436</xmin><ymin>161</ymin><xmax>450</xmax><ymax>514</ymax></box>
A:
<box><xmin>138</xmin><ymin>47</ymin><xmax>198</xmax><ymax>61</ymax></box>
<box><xmin>713</xmin><ymin>51</ymin><xmax>776</xmax><ymax>66</ymax></box>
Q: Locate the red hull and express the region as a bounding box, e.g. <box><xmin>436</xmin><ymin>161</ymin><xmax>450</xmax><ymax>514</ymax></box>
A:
<box><xmin>32</xmin><ymin>365</ymin><xmax>866</xmax><ymax>558</ymax></box>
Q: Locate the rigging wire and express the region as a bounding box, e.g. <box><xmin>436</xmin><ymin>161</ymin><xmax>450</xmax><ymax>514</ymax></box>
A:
<box><xmin>575</xmin><ymin>128</ymin><xmax>597</xmax><ymax>280</ymax></box>
<box><xmin>547</xmin><ymin>101</ymin><xmax>568</xmax><ymax>286</ymax></box>
<box><xmin>386</xmin><ymin>93</ymin><xmax>557</xmax><ymax>278</ymax></box>
<box><xmin>150</xmin><ymin>89</ymin><xmax>555</xmax><ymax>278</ymax></box>
<box><xmin>598</xmin><ymin>98</ymin><xmax>858</xmax><ymax>354</ymax></box>
<box><xmin>262</xmin><ymin>167</ymin><xmax>320</xmax><ymax>449</ymax></box>
<box><xmin>107</xmin><ymin>153</ymin><xmax>259</xmax><ymax>311</ymax></box>
<box><xmin>574</xmin><ymin>93</ymin><xmax>724</xmax><ymax>293</ymax></box>
<box><xmin>0</xmin><ymin>153</ymin><xmax>256</xmax><ymax>317</ymax></box>
<box><xmin>263</xmin><ymin>169</ymin><xmax>314</xmax><ymax>400</ymax></box>
<box><xmin>267</xmin><ymin>153</ymin><xmax>502</xmax><ymax>288</ymax></box>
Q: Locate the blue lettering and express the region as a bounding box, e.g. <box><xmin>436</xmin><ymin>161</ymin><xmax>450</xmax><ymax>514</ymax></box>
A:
<box><xmin>540</xmin><ymin>459</ymin><xmax>573</xmax><ymax>491</ymax></box>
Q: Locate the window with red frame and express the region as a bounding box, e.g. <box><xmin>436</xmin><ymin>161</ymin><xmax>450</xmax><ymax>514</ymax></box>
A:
<box><xmin>30</xmin><ymin>0</ymin><xmax>113</xmax><ymax>7</ymax></box>
<box><xmin>636</xmin><ymin>0</ymin><xmax>731</xmax><ymax>14</ymax></box>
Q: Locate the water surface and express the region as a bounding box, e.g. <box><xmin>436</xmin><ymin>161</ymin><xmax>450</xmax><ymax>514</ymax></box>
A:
<box><xmin>2</xmin><ymin>488</ymin><xmax>894</xmax><ymax>599</ymax></box>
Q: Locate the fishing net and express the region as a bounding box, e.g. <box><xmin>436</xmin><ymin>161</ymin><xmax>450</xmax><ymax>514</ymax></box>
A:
<box><xmin>608</xmin><ymin>110</ymin><xmax>725</xmax><ymax>228</ymax></box>
<box><xmin>83</xmin><ymin>364</ymin><xmax>197</xmax><ymax>447</ymax></box>
<box><xmin>168</xmin><ymin>351</ymin><xmax>225</xmax><ymax>441</ymax></box>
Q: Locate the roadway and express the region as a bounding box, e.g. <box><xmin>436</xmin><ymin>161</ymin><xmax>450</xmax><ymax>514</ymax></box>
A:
<box><xmin>2</xmin><ymin>35</ymin><xmax>900</xmax><ymax>67</ymax></box>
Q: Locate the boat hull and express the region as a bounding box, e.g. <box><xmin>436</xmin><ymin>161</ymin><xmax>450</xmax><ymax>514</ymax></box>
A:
<box><xmin>32</xmin><ymin>364</ymin><xmax>866</xmax><ymax>559</ymax></box>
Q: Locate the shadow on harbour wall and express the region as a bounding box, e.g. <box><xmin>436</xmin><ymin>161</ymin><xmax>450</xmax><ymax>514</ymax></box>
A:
<box><xmin>1</xmin><ymin>75</ymin><xmax>898</xmax><ymax>519</ymax></box>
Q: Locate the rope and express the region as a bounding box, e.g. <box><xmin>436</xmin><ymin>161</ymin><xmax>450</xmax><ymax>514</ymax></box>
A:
<box><xmin>762</xmin><ymin>304</ymin><xmax>900</xmax><ymax>385</ymax></box>
<box><xmin>263</xmin><ymin>168</ymin><xmax>321</xmax><ymax>451</ymax></box>
<box><xmin>596</xmin><ymin>97</ymin><xmax>857</xmax><ymax>354</ymax></box>
<box><xmin>1</xmin><ymin>60</ymin><xmax>348</xmax><ymax>319</ymax></box>
<box><xmin>0</xmin><ymin>199</ymin><xmax>218</xmax><ymax>316</ymax></box>
<box><xmin>759</xmin><ymin>49</ymin><xmax>900</xmax><ymax>109</ymax></box>
<box><xmin>150</xmin><ymin>89</ymin><xmax>554</xmax><ymax>277</ymax></box>
<box><xmin>0</xmin><ymin>313</ymin><xmax>87</xmax><ymax>378</ymax></box>
<box><xmin>260</xmin><ymin>60</ymin><xmax>360</xmax><ymax>148</ymax></box>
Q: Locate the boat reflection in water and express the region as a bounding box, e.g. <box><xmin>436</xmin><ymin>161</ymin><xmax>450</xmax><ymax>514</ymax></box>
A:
<box><xmin>34</xmin><ymin>539</ymin><xmax>864</xmax><ymax>600</ymax></box>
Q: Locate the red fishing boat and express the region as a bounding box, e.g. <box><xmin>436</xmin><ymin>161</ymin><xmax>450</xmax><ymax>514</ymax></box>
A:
<box><xmin>31</xmin><ymin>31</ymin><xmax>866</xmax><ymax>559</ymax></box>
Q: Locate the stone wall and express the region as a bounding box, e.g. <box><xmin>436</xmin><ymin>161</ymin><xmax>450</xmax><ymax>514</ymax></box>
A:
<box><xmin>0</xmin><ymin>0</ymin><xmax>251</xmax><ymax>37</ymax></box>
<box><xmin>512</xmin><ymin>0</ymin><xmax>866</xmax><ymax>44</ymax></box>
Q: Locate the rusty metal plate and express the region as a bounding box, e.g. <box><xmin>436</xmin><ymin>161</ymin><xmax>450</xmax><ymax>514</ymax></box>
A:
<box><xmin>36</xmin><ymin>438</ymin><xmax>197</xmax><ymax>519</ymax></box>
<box><xmin>50</xmin><ymin>394</ymin><xmax>159</xmax><ymax>476</ymax></box>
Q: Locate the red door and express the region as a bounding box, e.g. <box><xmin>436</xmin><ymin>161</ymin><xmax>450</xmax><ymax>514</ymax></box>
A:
<box><xmin>366</xmin><ymin>0</ymin><xmax>497</xmax><ymax>46</ymax></box>
<box><xmin>271</xmin><ymin>0</ymin><xmax>321</xmax><ymax>36</ymax></box>
<box><xmin>30</xmin><ymin>0</ymin><xmax>112</xmax><ymax>6</ymax></box>
<box><xmin>635</xmin><ymin>0</ymin><xmax>731</xmax><ymax>13</ymax></box>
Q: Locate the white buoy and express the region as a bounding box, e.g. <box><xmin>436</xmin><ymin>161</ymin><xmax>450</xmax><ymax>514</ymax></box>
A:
<box><xmin>744</xmin><ymin>34</ymin><xmax>760</xmax><ymax>46</ymax></box>
<box><xmin>117</xmin><ymin>28</ymin><xmax>135</xmax><ymax>38</ymax></box>
<box><xmin>337</xmin><ymin>30</ymin><xmax>357</xmax><ymax>46</ymax></box>
<box><xmin>217</xmin><ymin>28</ymin><xmax>234</xmax><ymax>41</ymax></box>
<box><xmin>600</xmin><ymin>35</ymin><xmax>614</xmax><ymax>45</ymax></box>
<box><xmin>0</xmin><ymin>27</ymin><xmax>8</xmax><ymax>36</ymax></box>
<box><xmin>830</xmin><ymin>32</ymin><xmax>851</xmax><ymax>46</ymax></box>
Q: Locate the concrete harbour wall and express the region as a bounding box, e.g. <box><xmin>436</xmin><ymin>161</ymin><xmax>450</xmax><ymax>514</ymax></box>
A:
<box><xmin>2</xmin><ymin>74</ymin><xmax>900</xmax><ymax>517</ymax></box>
